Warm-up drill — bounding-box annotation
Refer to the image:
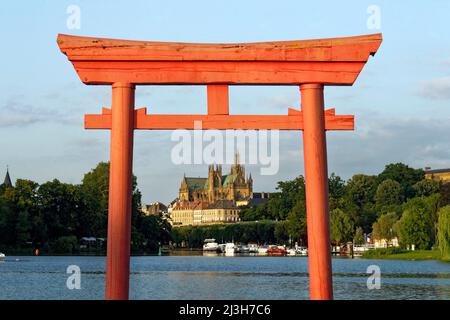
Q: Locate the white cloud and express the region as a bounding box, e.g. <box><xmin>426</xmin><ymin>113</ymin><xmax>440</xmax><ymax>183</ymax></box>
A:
<box><xmin>418</xmin><ymin>76</ymin><xmax>450</xmax><ymax>100</ymax></box>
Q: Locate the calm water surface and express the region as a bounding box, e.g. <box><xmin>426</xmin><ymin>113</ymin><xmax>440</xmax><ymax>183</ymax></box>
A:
<box><xmin>0</xmin><ymin>255</ymin><xmax>449</xmax><ymax>300</ymax></box>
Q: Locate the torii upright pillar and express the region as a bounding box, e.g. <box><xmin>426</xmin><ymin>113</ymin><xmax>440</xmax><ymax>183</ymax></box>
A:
<box><xmin>57</xmin><ymin>33</ymin><xmax>381</xmax><ymax>300</ymax></box>
<box><xmin>301</xmin><ymin>84</ymin><xmax>332</xmax><ymax>299</ymax></box>
<box><xmin>106</xmin><ymin>83</ymin><xmax>135</xmax><ymax>300</ymax></box>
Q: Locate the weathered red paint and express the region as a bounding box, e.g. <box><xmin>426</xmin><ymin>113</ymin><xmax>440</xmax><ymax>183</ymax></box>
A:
<box><xmin>301</xmin><ymin>84</ymin><xmax>333</xmax><ymax>299</ymax></box>
<box><xmin>106</xmin><ymin>83</ymin><xmax>135</xmax><ymax>300</ymax></box>
<box><xmin>57</xmin><ymin>33</ymin><xmax>381</xmax><ymax>301</ymax></box>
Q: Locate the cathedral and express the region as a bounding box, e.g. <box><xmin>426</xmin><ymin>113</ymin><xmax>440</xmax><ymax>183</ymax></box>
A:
<box><xmin>178</xmin><ymin>153</ymin><xmax>253</xmax><ymax>204</ymax></box>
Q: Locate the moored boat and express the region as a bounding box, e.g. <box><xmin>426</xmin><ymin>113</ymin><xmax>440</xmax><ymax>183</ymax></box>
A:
<box><xmin>0</xmin><ymin>252</ymin><xmax>5</xmax><ymax>260</ymax></box>
<box><xmin>225</xmin><ymin>243</ymin><xmax>236</xmax><ymax>255</ymax></box>
<box><xmin>257</xmin><ymin>245</ymin><xmax>269</xmax><ymax>255</ymax></box>
<box><xmin>296</xmin><ymin>246</ymin><xmax>308</xmax><ymax>256</ymax></box>
<box><xmin>248</xmin><ymin>243</ymin><xmax>259</xmax><ymax>254</ymax></box>
<box><xmin>267</xmin><ymin>245</ymin><xmax>286</xmax><ymax>256</ymax></box>
<box><xmin>203</xmin><ymin>239</ymin><xmax>219</xmax><ymax>252</ymax></box>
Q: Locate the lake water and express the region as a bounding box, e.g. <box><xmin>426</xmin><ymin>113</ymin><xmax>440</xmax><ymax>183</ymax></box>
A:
<box><xmin>0</xmin><ymin>255</ymin><xmax>449</xmax><ymax>300</ymax></box>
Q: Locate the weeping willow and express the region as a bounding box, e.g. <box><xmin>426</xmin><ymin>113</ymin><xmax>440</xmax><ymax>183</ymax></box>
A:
<box><xmin>437</xmin><ymin>206</ymin><xmax>450</xmax><ymax>260</ymax></box>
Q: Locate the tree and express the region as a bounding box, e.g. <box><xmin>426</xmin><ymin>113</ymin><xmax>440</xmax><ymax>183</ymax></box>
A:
<box><xmin>413</xmin><ymin>179</ymin><xmax>440</xmax><ymax>197</ymax></box>
<box><xmin>330</xmin><ymin>208</ymin><xmax>354</xmax><ymax>245</ymax></box>
<box><xmin>439</xmin><ymin>183</ymin><xmax>450</xmax><ymax>207</ymax></box>
<box><xmin>274</xmin><ymin>221</ymin><xmax>289</xmax><ymax>244</ymax></box>
<box><xmin>81</xmin><ymin>162</ymin><xmax>111</xmax><ymax>237</ymax></box>
<box><xmin>329</xmin><ymin>173</ymin><xmax>346</xmax><ymax>199</ymax></box>
<box><xmin>353</xmin><ymin>227</ymin><xmax>365</xmax><ymax>245</ymax></box>
<box><xmin>286</xmin><ymin>201</ymin><xmax>307</xmax><ymax>244</ymax></box>
<box><xmin>346</xmin><ymin>174</ymin><xmax>377</xmax><ymax>208</ymax></box>
<box><xmin>37</xmin><ymin>179</ymin><xmax>82</xmax><ymax>241</ymax></box>
<box><xmin>344</xmin><ymin>174</ymin><xmax>377</xmax><ymax>232</ymax></box>
<box><xmin>1</xmin><ymin>179</ymin><xmax>39</xmax><ymax>246</ymax></box>
<box><xmin>80</xmin><ymin>162</ymin><xmax>142</xmax><ymax>238</ymax></box>
<box><xmin>267</xmin><ymin>176</ymin><xmax>306</xmax><ymax>220</ymax></box>
<box><xmin>378</xmin><ymin>163</ymin><xmax>424</xmax><ymax>199</ymax></box>
<box><xmin>437</xmin><ymin>206</ymin><xmax>450</xmax><ymax>260</ymax></box>
<box><xmin>375</xmin><ymin>179</ymin><xmax>403</xmax><ymax>208</ymax></box>
<box><xmin>239</xmin><ymin>204</ymin><xmax>270</xmax><ymax>221</ymax></box>
<box><xmin>372</xmin><ymin>212</ymin><xmax>398</xmax><ymax>246</ymax></box>
<box><xmin>395</xmin><ymin>197</ymin><xmax>434</xmax><ymax>250</ymax></box>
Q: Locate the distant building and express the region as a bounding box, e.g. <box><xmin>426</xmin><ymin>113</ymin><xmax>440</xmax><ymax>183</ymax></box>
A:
<box><xmin>170</xmin><ymin>200</ymin><xmax>240</xmax><ymax>227</ymax></box>
<box><xmin>373</xmin><ymin>237</ymin><xmax>399</xmax><ymax>248</ymax></box>
<box><xmin>170</xmin><ymin>153</ymin><xmax>270</xmax><ymax>227</ymax></box>
<box><xmin>2</xmin><ymin>167</ymin><xmax>13</xmax><ymax>188</ymax></box>
<box><xmin>142</xmin><ymin>202</ymin><xmax>167</xmax><ymax>216</ymax></box>
<box><xmin>424</xmin><ymin>167</ymin><xmax>450</xmax><ymax>183</ymax></box>
<box><xmin>179</xmin><ymin>153</ymin><xmax>252</xmax><ymax>204</ymax></box>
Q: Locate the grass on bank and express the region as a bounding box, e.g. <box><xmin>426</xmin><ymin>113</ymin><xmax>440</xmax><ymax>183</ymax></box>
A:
<box><xmin>362</xmin><ymin>247</ymin><xmax>448</xmax><ymax>261</ymax></box>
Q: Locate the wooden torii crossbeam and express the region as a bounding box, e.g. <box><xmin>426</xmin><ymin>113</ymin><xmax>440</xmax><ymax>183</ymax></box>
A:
<box><xmin>57</xmin><ymin>33</ymin><xmax>382</xmax><ymax>300</ymax></box>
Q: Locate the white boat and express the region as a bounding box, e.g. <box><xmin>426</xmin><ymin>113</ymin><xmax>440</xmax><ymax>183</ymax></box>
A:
<box><xmin>257</xmin><ymin>245</ymin><xmax>269</xmax><ymax>255</ymax></box>
<box><xmin>287</xmin><ymin>248</ymin><xmax>297</xmax><ymax>256</ymax></box>
<box><xmin>225</xmin><ymin>243</ymin><xmax>236</xmax><ymax>255</ymax></box>
<box><xmin>0</xmin><ymin>252</ymin><xmax>5</xmax><ymax>260</ymax></box>
<box><xmin>248</xmin><ymin>243</ymin><xmax>259</xmax><ymax>254</ymax></box>
<box><xmin>203</xmin><ymin>239</ymin><xmax>219</xmax><ymax>252</ymax></box>
<box><xmin>296</xmin><ymin>246</ymin><xmax>308</xmax><ymax>255</ymax></box>
<box><xmin>353</xmin><ymin>245</ymin><xmax>373</xmax><ymax>253</ymax></box>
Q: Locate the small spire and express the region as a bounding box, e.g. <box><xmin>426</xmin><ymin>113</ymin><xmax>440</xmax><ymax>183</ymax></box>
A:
<box><xmin>3</xmin><ymin>166</ymin><xmax>12</xmax><ymax>188</ymax></box>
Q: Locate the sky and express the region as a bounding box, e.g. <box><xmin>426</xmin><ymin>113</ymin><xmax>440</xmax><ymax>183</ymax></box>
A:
<box><xmin>1</xmin><ymin>0</ymin><xmax>450</xmax><ymax>204</ymax></box>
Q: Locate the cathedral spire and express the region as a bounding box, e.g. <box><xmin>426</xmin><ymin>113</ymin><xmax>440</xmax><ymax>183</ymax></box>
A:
<box><xmin>3</xmin><ymin>166</ymin><xmax>12</xmax><ymax>188</ymax></box>
<box><xmin>234</xmin><ymin>151</ymin><xmax>240</xmax><ymax>165</ymax></box>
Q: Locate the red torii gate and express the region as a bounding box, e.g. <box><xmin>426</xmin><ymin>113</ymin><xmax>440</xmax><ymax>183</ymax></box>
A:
<box><xmin>57</xmin><ymin>33</ymin><xmax>382</xmax><ymax>300</ymax></box>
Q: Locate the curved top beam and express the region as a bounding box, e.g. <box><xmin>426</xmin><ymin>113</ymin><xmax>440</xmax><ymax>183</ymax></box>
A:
<box><xmin>57</xmin><ymin>33</ymin><xmax>382</xmax><ymax>85</ymax></box>
<box><xmin>57</xmin><ymin>33</ymin><xmax>382</xmax><ymax>62</ymax></box>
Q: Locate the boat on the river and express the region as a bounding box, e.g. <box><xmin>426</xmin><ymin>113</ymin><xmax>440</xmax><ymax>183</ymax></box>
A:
<box><xmin>248</xmin><ymin>243</ymin><xmax>259</xmax><ymax>254</ymax></box>
<box><xmin>296</xmin><ymin>246</ymin><xmax>308</xmax><ymax>255</ymax></box>
<box><xmin>0</xmin><ymin>252</ymin><xmax>5</xmax><ymax>260</ymax></box>
<box><xmin>203</xmin><ymin>239</ymin><xmax>219</xmax><ymax>252</ymax></box>
<box><xmin>225</xmin><ymin>243</ymin><xmax>236</xmax><ymax>255</ymax></box>
<box><xmin>267</xmin><ymin>245</ymin><xmax>286</xmax><ymax>256</ymax></box>
<box><xmin>257</xmin><ymin>245</ymin><xmax>269</xmax><ymax>255</ymax></box>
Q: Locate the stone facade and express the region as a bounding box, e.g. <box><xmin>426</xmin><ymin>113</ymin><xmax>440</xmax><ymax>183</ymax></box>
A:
<box><xmin>178</xmin><ymin>154</ymin><xmax>252</xmax><ymax>203</ymax></box>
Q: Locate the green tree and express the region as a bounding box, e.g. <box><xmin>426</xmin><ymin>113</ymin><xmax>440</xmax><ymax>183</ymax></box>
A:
<box><xmin>437</xmin><ymin>206</ymin><xmax>450</xmax><ymax>260</ymax></box>
<box><xmin>413</xmin><ymin>179</ymin><xmax>440</xmax><ymax>197</ymax></box>
<box><xmin>372</xmin><ymin>212</ymin><xmax>398</xmax><ymax>246</ymax></box>
<box><xmin>395</xmin><ymin>197</ymin><xmax>434</xmax><ymax>250</ymax></box>
<box><xmin>330</xmin><ymin>208</ymin><xmax>354</xmax><ymax>245</ymax></box>
<box><xmin>344</xmin><ymin>174</ymin><xmax>377</xmax><ymax>232</ymax></box>
<box><xmin>440</xmin><ymin>183</ymin><xmax>450</xmax><ymax>207</ymax></box>
<box><xmin>37</xmin><ymin>179</ymin><xmax>82</xmax><ymax>241</ymax></box>
<box><xmin>1</xmin><ymin>179</ymin><xmax>39</xmax><ymax>246</ymax></box>
<box><xmin>378</xmin><ymin>163</ymin><xmax>424</xmax><ymax>199</ymax></box>
<box><xmin>286</xmin><ymin>201</ymin><xmax>307</xmax><ymax>244</ymax></box>
<box><xmin>274</xmin><ymin>221</ymin><xmax>289</xmax><ymax>244</ymax></box>
<box><xmin>80</xmin><ymin>162</ymin><xmax>142</xmax><ymax>238</ymax></box>
<box><xmin>346</xmin><ymin>174</ymin><xmax>377</xmax><ymax>208</ymax></box>
<box><xmin>375</xmin><ymin>179</ymin><xmax>403</xmax><ymax>207</ymax></box>
<box><xmin>267</xmin><ymin>176</ymin><xmax>306</xmax><ymax>220</ymax></box>
<box><xmin>353</xmin><ymin>226</ymin><xmax>365</xmax><ymax>245</ymax></box>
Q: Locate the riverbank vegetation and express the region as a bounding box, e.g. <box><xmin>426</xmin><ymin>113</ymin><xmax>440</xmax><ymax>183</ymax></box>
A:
<box><xmin>0</xmin><ymin>162</ymin><xmax>171</xmax><ymax>255</ymax></box>
<box><xmin>1</xmin><ymin>162</ymin><xmax>449</xmax><ymax>260</ymax></box>
<box><xmin>176</xmin><ymin>163</ymin><xmax>450</xmax><ymax>261</ymax></box>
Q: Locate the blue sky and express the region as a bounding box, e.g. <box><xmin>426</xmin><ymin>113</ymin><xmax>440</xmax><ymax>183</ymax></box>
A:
<box><xmin>1</xmin><ymin>0</ymin><xmax>450</xmax><ymax>204</ymax></box>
